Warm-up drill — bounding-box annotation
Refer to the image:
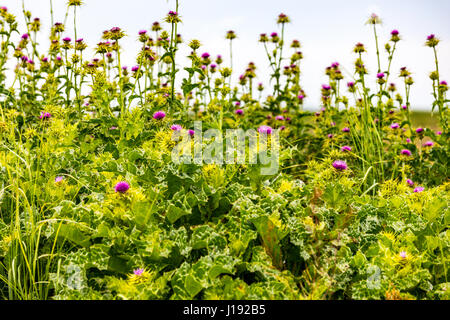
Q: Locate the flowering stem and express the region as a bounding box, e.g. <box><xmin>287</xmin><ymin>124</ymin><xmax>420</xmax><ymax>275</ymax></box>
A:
<box><xmin>49</xmin><ymin>0</ymin><xmax>54</xmax><ymax>26</ymax></box>
<box><xmin>116</xmin><ymin>40</ymin><xmax>125</xmax><ymax>119</ymax></box>
<box><xmin>383</xmin><ymin>42</ymin><xmax>397</xmax><ymax>94</ymax></box>
<box><xmin>373</xmin><ymin>24</ymin><xmax>381</xmax><ymax>74</ymax></box>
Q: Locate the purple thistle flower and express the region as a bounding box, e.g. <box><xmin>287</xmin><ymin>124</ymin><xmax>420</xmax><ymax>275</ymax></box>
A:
<box><xmin>390</xmin><ymin>123</ymin><xmax>400</xmax><ymax>129</ymax></box>
<box><xmin>332</xmin><ymin>160</ymin><xmax>348</xmax><ymax>171</ymax></box>
<box><xmin>138</xmin><ymin>30</ymin><xmax>147</xmax><ymax>35</ymax></box>
<box><xmin>440</xmin><ymin>80</ymin><xmax>447</xmax><ymax>86</ymax></box>
<box><xmin>322</xmin><ymin>84</ymin><xmax>331</xmax><ymax>90</ymax></box>
<box><xmin>258</xmin><ymin>125</ymin><xmax>273</xmax><ymax>135</ymax></box>
<box><xmin>406</xmin><ymin>138</ymin><xmax>412</xmax><ymax>143</ymax></box>
<box><xmin>347</xmin><ymin>82</ymin><xmax>355</xmax><ymax>88</ymax></box>
<box><xmin>21</xmin><ymin>33</ymin><xmax>29</xmax><ymax>40</ymax></box>
<box><xmin>188</xmin><ymin>129</ymin><xmax>195</xmax><ymax>137</ymax></box>
<box><xmin>391</xmin><ymin>30</ymin><xmax>399</xmax><ymax>36</ymax></box>
<box><xmin>132</xmin><ymin>65</ymin><xmax>139</xmax><ymax>72</ymax></box>
<box><xmin>76</xmin><ymin>38</ymin><xmax>84</xmax><ymax>43</ymax></box>
<box><xmin>55</xmin><ymin>176</ymin><xmax>64</xmax><ymax>183</ymax></box>
<box><xmin>275</xmin><ymin>115</ymin><xmax>285</xmax><ymax>121</ymax></box>
<box><xmin>406</xmin><ymin>179</ymin><xmax>414</xmax><ymax>187</ymax></box>
<box><xmin>279</xmin><ymin>126</ymin><xmax>286</xmax><ymax>131</ymax></box>
<box><xmin>423</xmin><ymin>141</ymin><xmax>434</xmax><ymax>147</ymax></box>
<box><xmin>327</xmin><ymin>134</ymin><xmax>334</xmax><ymax>139</ymax></box>
<box><xmin>115</xmin><ymin>181</ymin><xmax>130</xmax><ymax>193</ymax></box>
<box><xmin>39</xmin><ymin>112</ymin><xmax>51</xmax><ymax>120</ymax></box>
<box><xmin>153</xmin><ymin>111</ymin><xmax>166</xmax><ymax>120</ymax></box>
<box><xmin>109</xmin><ymin>126</ymin><xmax>118</xmax><ymax>130</ymax></box>
<box><xmin>201</xmin><ymin>52</ymin><xmax>210</xmax><ymax>59</ymax></box>
<box><xmin>171</xmin><ymin>124</ymin><xmax>182</xmax><ymax>131</ymax></box>
<box><xmin>377</xmin><ymin>72</ymin><xmax>385</xmax><ymax>79</ymax></box>
<box><xmin>342</xmin><ymin>127</ymin><xmax>350</xmax><ymax>133</ymax></box>
<box><xmin>436</xmin><ymin>131</ymin><xmax>442</xmax><ymax>135</ymax></box>
<box><xmin>270</xmin><ymin>32</ymin><xmax>278</xmax><ymax>38</ymax></box>
<box><xmin>235</xmin><ymin>109</ymin><xmax>244</xmax><ymax>115</ymax></box>
<box><xmin>414</xmin><ymin>187</ymin><xmax>424</xmax><ymax>193</ymax></box>
<box><xmin>133</xmin><ymin>268</ymin><xmax>144</xmax><ymax>276</ymax></box>
<box><xmin>298</xmin><ymin>95</ymin><xmax>304</xmax><ymax>100</ymax></box>
<box><xmin>401</xmin><ymin>149</ymin><xmax>412</xmax><ymax>156</ymax></box>
<box><xmin>63</xmin><ymin>37</ymin><xmax>71</xmax><ymax>42</ymax></box>
<box><xmin>399</xmin><ymin>251</ymin><xmax>407</xmax><ymax>259</ymax></box>
<box><xmin>402</xmin><ymin>105</ymin><xmax>408</xmax><ymax>110</ymax></box>
<box><xmin>341</xmin><ymin>146</ymin><xmax>352</xmax><ymax>152</ymax></box>
<box><xmin>427</xmin><ymin>34</ymin><xmax>435</xmax><ymax>41</ymax></box>
<box><xmin>416</xmin><ymin>127</ymin><xmax>424</xmax><ymax>133</ymax></box>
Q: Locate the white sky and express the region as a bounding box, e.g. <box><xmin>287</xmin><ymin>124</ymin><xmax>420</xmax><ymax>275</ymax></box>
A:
<box><xmin>2</xmin><ymin>0</ymin><xmax>450</xmax><ymax>110</ymax></box>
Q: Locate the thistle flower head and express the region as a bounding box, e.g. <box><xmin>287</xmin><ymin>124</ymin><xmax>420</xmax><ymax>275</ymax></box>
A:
<box><xmin>342</xmin><ymin>127</ymin><xmax>350</xmax><ymax>133</ymax></box>
<box><xmin>133</xmin><ymin>268</ymin><xmax>144</xmax><ymax>276</ymax></box>
<box><xmin>68</xmin><ymin>0</ymin><xmax>83</xmax><ymax>6</ymax></box>
<box><xmin>353</xmin><ymin>42</ymin><xmax>366</xmax><ymax>53</ymax></box>
<box><xmin>39</xmin><ymin>111</ymin><xmax>51</xmax><ymax>120</ymax></box>
<box><xmin>275</xmin><ymin>115</ymin><xmax>285</xmax><ymax>121</ymax></box>
<box><xmin>406</xmin><ymin>179</ymin><xmax>414</xmax><ymax>186</ymax></box>
<box><xmin>115</xmin><ymin>181</ymin><xmax>130</xmax><ymax>193</ymax></box>
<box><xmin>415</xmin><ymin>127</ymin><xmax>424</xmax><ymax>134</ymax></box>
<box><xmin>258</xmin><ymin>125</ymin><xmax>273</xmax><ymax>135</ymax></box>
<box><xmin>165</xmin><ymin>11</ymin><xmax>181</xmax><ymax>24</ymax></box>
<box><xmin>277</xmin><ymin>13</ymin><xmax>290</xmax><ymax>24</ymax></box>
<box><xmin>171</xmin><ymin>124</ymin><xmax>182</xmax><ymax>131</ymax></box>
<box><xmin>390</xmin><ymin>122</ymin><xmax>400</xmax><ymax>129</ymax></box>
<box><xmin>235</xmin><ymin>109</ymin><xmax>244</xmax><ymax>115</ymax></box>
<box><xmin>390</xmin><ymin>29</ymin><xmax>401</xmax><ymax>42</ymax></box>
<box><xmin>153</xmin><ymin>111</ymin><xmax>166</xmax><ymax>120</ymax></box>
<box><xmin>366</xmin><ymin>13</ymin><xmax>382</xmax><ymax>25</ymax></box>
<box><xmin>259</xmin><ymin>33</ymin><xmax>269</xmax><ymax>43</ymax></box>
<box><xmin>400</xmin><ymin>149</ymin><xmax>412</xmax><ymax>156</ymax></box>
<box><xmin>226</xmin><ymin>30</ymin><xmax>236</xmax><ymax>40</ymax></box>
<box><xmin>332</xmin><ymin>160</ymin><xmax>348</xmax><ymax>171</ymax></box>
<box><xmin>423</xmin><ymin>141</ymin><xmax>434</xmax><ymax>147</ymax></box>
<box><xmin>341</xmin><ymin>146</ymin><xmax>352</xmax><ymax>152</ymax></box>
<box><xmin>55</xmin><ymin>176</ymin><xmax>64</xmax><ymax>183</ymax></box>
<box><xmin>426</xmin><ymin>34</ymin><xmax>439</xmax><ymax>47</ymax></box>
<box><xmin>414</xmin><ymin>187</ymin><xmax>424</xmax><ymax>193</ymax></box>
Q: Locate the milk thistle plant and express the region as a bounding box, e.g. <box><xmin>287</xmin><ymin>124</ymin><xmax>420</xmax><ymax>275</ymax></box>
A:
<box><xmin>0</xmin><ymin>1</ymin><xmax>447</xmax><ymax>302</ymax></box>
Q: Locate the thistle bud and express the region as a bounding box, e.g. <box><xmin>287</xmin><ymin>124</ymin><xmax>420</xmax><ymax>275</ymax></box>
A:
<box><xmin>425</xmin><ymin>34</ymin><xmax>439</xmax><ymax>47</ymax></box>
<box><xmin>259</xmin><ymin>33</ymin><xmax>269</xmax><ymax>43</ymax></box>
<box><xmin>226</xmin><ymin>30</ymin><xmax>236</xmax><ymax>40</ymax></box>
<box><xmin>277</xmin><ymin>13</ymin><xmax>290</xmax><ymax>24</ymax></box>
<box><xmin>291</xmin><ymin>39</ymin><xmax>300</xmax><ymax>48</ymax></box>
<box><xmin>353</xmin><ymin>42</ymin><xmax>366</xmax><ymax>53</ymax></box>
<box><xmin>188</xmin><ymin>39</ymin><xmax>201</xmax><ymax>50</ymax></box>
